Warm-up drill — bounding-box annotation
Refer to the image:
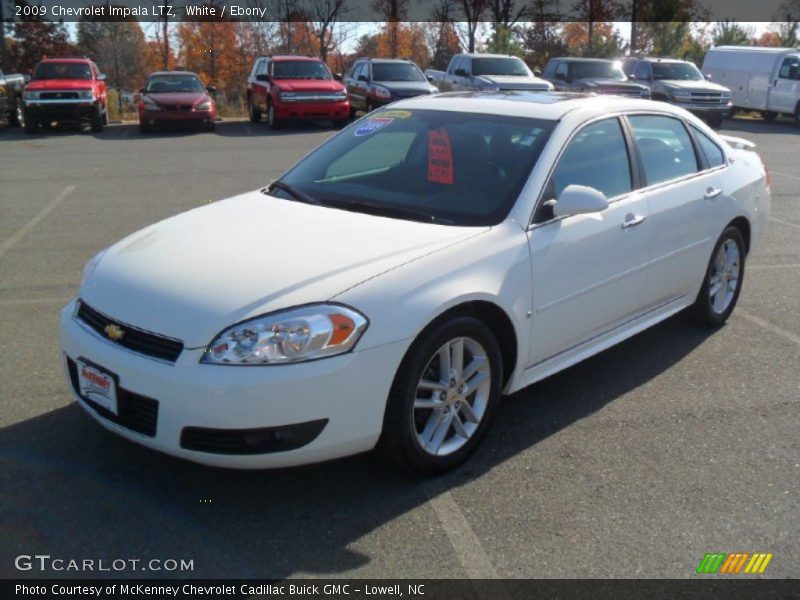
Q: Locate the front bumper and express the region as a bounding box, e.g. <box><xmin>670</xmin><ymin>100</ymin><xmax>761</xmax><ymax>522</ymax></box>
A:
<box><xmin>139</xmin><ymin>109</ymin><xmax>216</xmax><ymax>127</ymax></box>
<box><xmin>59</xmin><ymin>300</ymin><xmax>406</xmax><ymax>468</ymax></box>
<box><xmin>24</xmin><ymin>99</ymin><xmax>99</xmax><ymax>121</ymax></box>
<box><xmin>273</xmin><ymin>99</ymin><xmax>349</xmax><ymax>121</ymax></box>
<box><xmin>670</xmin><ymin>101</ymin><xmax>733</xmax><ymax>117</ymax></box>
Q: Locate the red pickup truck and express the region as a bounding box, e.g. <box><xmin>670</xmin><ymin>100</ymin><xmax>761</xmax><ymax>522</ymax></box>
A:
<box><xmin>246</xmin><ymin>55</ymin><xmax>349</xmax><ymax>129</ymax></box>
<box><xmin>22</xmin><ymin>58</ymin><xmax>108</xmax><ymax>134</ymax></box>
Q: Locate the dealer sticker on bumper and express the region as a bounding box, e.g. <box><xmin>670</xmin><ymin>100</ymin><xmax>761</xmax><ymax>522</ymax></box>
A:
<box><xmin>76</xmin><ymin>359</ymin><xmax>118</xmax><ymax>415</ymax></box>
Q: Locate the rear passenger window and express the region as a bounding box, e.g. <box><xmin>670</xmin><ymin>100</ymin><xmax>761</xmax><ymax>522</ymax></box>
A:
<box><xmin>629</xmin><ymin>115</ymin><xmax>698</xmax><ymax>186</ymax></box>
<box><xmin>550</xmin><ymin>118</ymin><xmax>632</xmax><ymax>200</ymax></box>
<box><xmin>692</xmin><ymin>127</ymin><xmax>725</xmax><ymax>168</ymax></box>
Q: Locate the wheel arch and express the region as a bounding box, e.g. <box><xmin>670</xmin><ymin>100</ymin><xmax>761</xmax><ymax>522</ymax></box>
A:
<box><xmin>410</xmin><ymin>300</ymin><xmax>519</xmax><ymax>390</ymax></box>
<box><xmin>727</xmin><ymin>215</ymin><xmax>751</xmax><ymax>254</ymax></box>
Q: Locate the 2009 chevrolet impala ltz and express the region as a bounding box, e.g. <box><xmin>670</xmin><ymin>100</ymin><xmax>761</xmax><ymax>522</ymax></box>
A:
<box><xmin>60</xmin><ymin>92</ymin><xmax>770</xmax><ymax>474</ymax></box>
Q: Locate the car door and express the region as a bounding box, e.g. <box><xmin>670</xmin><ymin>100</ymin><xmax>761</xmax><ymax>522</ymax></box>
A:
<box><xmin>252</xmin><ymin>59</ymin><xmax>269</xmax><ymax>112</ymax></box>
<box><xmin>769</xmin><ymin>56</ymin><xmax>800</xmax><ymax>114</ymax></box>
<box><xmin>348</xmin><ymin>63</ymin><xmax>366</xmax><ymax>110</ymax></box>
<box><xmin>553</xmin><ymin>61</ymin><xmax>569</xmax><ymax>90</ymax></box>
<box><xmin>626</xmin><ymin>114</ymin><xmax>723</xmax><ymax>304</ymax></box>
<box><xmin>527</xmin><ymin>117</ymin><xmax>653</xmax><ymax>368</ymax></box>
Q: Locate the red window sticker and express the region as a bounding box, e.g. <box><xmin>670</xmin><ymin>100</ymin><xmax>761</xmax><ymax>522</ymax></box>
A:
<box><xmin>428</xmin><ymin>129</ymin><xmax>454</xmax><ymax>185</ymax></box>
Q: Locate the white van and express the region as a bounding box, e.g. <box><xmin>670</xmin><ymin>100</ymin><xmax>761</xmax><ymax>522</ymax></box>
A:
<box><xmin>702</xmin><ymin>45</ymin><xmax>800</xmax><ymax>123</ymax></box>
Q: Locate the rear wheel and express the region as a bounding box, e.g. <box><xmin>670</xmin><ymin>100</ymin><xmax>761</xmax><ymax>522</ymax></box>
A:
<box><xmin>9</xmin><ymin>100</ymin><xmax>23</xmax><ymax>127</ymax></box>
<box><xmin>794</xmin><ymin>103</ymin><xmax>800</xmax><ymax>127</ymax></box>
<box><xmin>706</xmin><ymin>115</ymin><xmax>723</xmax><ymax>129</ymax></box>
<box><xmin>762</xmin><ymin>111</ymin><xmax>778</xmax><ymax>122</ymax></box>
<box><xmin>691</xmin><ymin>226</ymin><xmax>745</xmax><ymax>326</ymax></box>
<box><xmin>377</xmin><ymin>316</ymin><xmax>503</xmax><ymax>475</ymax></box>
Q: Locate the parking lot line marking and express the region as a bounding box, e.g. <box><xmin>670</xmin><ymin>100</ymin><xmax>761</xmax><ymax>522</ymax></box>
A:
<box><xmin>771</xmin><ymin>170</ymin><xmax>800</xmax><ymax>181</ymax></box>
<box><xmin>422</xmin><ymin>481</ymin><xmax>511</xmax><ymax>597</ymax></box>
<box><xmin>748</xmin><ymin>263</ymin><xmax>800</xmax><ymax>271</ymax></box>
<box><xmin>737</xmin><ymin>309</ymin><xmax>800</xmax><ymax>346</ymax></box>
<box><xmin>769</xmin><ymin>216</ymin><xmax>800</xmax><ymax>229</ymax></box>
<box><xmin>0</xmin><ymin>185</ymin><xmax>76</xmax><ymax>260</ymax></box>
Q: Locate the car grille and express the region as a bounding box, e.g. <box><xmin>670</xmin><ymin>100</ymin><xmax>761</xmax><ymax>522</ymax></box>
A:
<box><xmin>180</xmin><ymin>420</ymin><xmax>328</xmax><ymax>455</ymax></box>
<box><xmin>284</xmin><ymin>92</ymin><xmax>345</xmax><ymax>103</ymax></box>
<box><xmin>67</xmin><ymin>357</ymin><xmax>159</xmax><ymax>437</ymax></box>
<box><xmin>601</xmin><ymin>87</ymin><xmax>644</xmax><ymax>96</ymax></box>
<box><xmin>41</xmin><ymin>91</ymin><xmax>80</xmax><ymax>100</ymax></box>
<box><xmin>392</xmin><ymin>90</ymin><xmax>428</xmax><ymax>98</ymax></box>
<box><xmin>163</xmin><ymin>104</ymin><xmax>193</xmax><ymax>111</ymax></box>
<box><xmin>76</xmin><ymin>301</ymin><xmax>184</xmax><ymax>363</ymax></box>
<box><xmin>690</xmin><ymin>92</ymin><xmax>724</xmax><ymax>104</ymax></box>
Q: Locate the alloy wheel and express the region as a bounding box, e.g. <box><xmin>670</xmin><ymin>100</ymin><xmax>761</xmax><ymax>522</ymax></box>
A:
<box><xmin>709</xmin><ymin>238</ymin><xmax>740</xmax><ymax>315</ymax></box>
<box><xmin>412</xmin><ymin>337</ymin><xmax>491</xmax><ymax>456</ymax></box>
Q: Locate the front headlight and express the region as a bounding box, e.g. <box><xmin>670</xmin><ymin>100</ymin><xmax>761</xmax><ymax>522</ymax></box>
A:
<box><xmin>23</xmin><ymin>90</ymin><xmax>39</xmax><ymax>101</ymax></box>
<box><xmin>78</xmin><ymin>90</ymin><xmax>94</xmax><ymax>100</ymax></box>
<box><xmin>671</xmin><ymin>89</ymin><xmax>691</xmax><ymax>99</ymax></box>
<box><xmin>201</xmin><ymin>304</ymin><xmax>368</xmax><ymax>365</ymax></box>
<box><xmin>721</xmin><ymin>91</ymin><xmax>731</xmax><ymax>99</ymax></box>
<box><xmin>195</xmin><ymin>100</ymin><xmax>213</xmax><ymax>111</ymax></box>
<box><xmin>279</xmin><ymin>91</ymin><xmax>296</xmax><ymax>101</ymax></box>
<box><xmin>142</xmin><ymin>96</ymin><xmax>162</xmax><ymax>111</ymax></box>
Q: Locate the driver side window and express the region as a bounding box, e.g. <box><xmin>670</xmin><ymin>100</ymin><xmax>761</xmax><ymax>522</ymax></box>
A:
<box><xmin>535</xmin><ymin>118</ymin><xmax>632</xmax><ymax>223</ymax></box>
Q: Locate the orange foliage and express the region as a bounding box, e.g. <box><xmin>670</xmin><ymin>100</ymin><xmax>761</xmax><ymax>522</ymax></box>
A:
<box><xmin>374</xmin><ymin>22</ymin><xmax>430</xmax><ymax>66</ymax></box>
<box><xmin>177</xmin><ymin>22</ymin><xmax>247</xmax><ymax>102</ymax></box>
<box><xmin>757</xmin><ymin>31</ymin><xmax>782</xmax><ymax>47</ymax></box>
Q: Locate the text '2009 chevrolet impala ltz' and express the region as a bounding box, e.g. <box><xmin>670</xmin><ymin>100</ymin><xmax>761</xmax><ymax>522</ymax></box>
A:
<box><xmin>60</xmin><ymin>92</ymin><xmax>770</xmax><ymax>474</ymax></box>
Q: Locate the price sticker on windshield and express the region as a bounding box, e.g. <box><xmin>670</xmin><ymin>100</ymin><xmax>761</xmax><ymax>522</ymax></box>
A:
<box><xmin>354</xmin><ymin>117</ymin><xmax>393</xmax><ymax>136</ymax></box>
<box><xmin>428</xmin><ymin>129</ymin><xmax>454</xmax><ymax>185</ymax></box>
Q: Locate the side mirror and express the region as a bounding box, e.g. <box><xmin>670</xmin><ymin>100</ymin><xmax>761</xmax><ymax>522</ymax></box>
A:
<box><xmin>333</xmin><ymin>72</ymin><xmax>342</xmax><ymax>81</ymax></box>
<box><xmin>533</xmin><ymin>69</ymin><xmax>542</xmax><ymax>77</ymax></box>
<box><xmin>426</xmin><ymin>74</ymin><xmax>434</xmax><ymax>82</ymax></box>
<box><xmin>97</xmin><ymin>73</ymin><xmax>106</xmax><ymax>81</ymax></box>
<box><xmin>454</xmin><ymin>68</ymin><xmax>467</xmax><ymax>77</ymax></box>
<box><xmin>552</xmin><ymin>185</ymin><xmax>609</xmax><ymax>218</ymax></box>
<box><xmin>139</xmin><ymin>87</ymin><xmax>145</xmax><ymax>94</ymax></box>
<box><xmin>627</xmin><ymin>74</ymin><xmax>635</xmax><ymax>81</ymax></box>
<box><xmin>554</xmin><ymin>72</ymin><xmax>565</xmax><ymax>81</ymax></box>
<box><xmin>206</xmin><ymin>85</ymin><xmax>217</xmax><ymax>94</ymax></box>
<box><xmin>24</xmin><ymin>74</ymin><xmax>31</xmax><ymax>84</ymax></box>
<box><xmin>256</xmin><ymin>74</ymin><xmax>269</xmax><ymax>82</ymax></box>
<box><xmin>705</xmin><ymin>73</ymin><xmax>712</xmax><ymax>81</ymax></box>
<box><xmin>357</xmin><ymin>74</ymin><xmax>368</xmax><ymax>82</ymax></box>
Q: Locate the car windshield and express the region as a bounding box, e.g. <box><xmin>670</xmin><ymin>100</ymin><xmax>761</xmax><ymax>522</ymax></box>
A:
<box><xmin>33</xmin><ymin>62</ymin><xmax>92</xmax><ymax>80</ymax></box>
<box><xmin>274</xmin><ymin>109</ymin><xmax>555</xmax><ymax>226</ymax></box>
<box><xmin>571</xmin><ymin>61</ymin><xmax>626</xmax><ymax>81</ymax></box>
<box><xmin>652</xmin><ymin>62</ymin><xmax>703</xmax><ymax>81</ymax></box>
<box><xmin>372</xmin><ymin>63</ymin><xmax>426</xmax><ymax>82</ymax></box>
<box><xmin>272</xmin><ymin>60</ymin><xmax>331</xmax><ymax>80</ymax></box>
<box><xmin>472</xmin><ymin>57</ymin><xmax>530</xmax><ymax>77</ymax></box>
<box><xmin>145</xmin><ymin>74</ymin><xmax>204</xmax><ymax>93</ymax></box>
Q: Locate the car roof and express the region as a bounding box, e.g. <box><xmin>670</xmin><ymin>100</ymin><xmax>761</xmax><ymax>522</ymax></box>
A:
<box><xmin>390</xmin><ymin>91</ymin><xmax>679</xmax><ymax>121</ymax></box>
<box><xmin>358</xmin><ymin>58</ymin><xmax>413</xmax><ymax>64</ymax></box>
<box><xmin>38</xmin><ymin>58</ymin><xmax>92</xmax><ymax>64</ymax></box>
<box><xmin>550</xmin><ymin>57</ymin><xmax>615</xmax><ymax>63</ymax></box>
<box><xmin>148</xmin><ymin>71</ymin><xmax>198</xmax><ymax>77</ymax></box>
<box><xmin>459</xmin><ymin>53</ymin><xmax>524</xmax><ymax>59</ymax></box>
<box><xmin>639</xmin><ymin>57</ymin><xmax>686</xmax><ymax>63</ymax></box>
<box><xmin>267</xmin><ymin>55</ymin><xmax>322</xmax><ymax>62</ymax></box>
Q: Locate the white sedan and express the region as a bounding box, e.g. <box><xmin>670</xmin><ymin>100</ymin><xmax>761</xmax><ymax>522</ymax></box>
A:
<box><xmin>60</xmin><ymin>93</ymin><xmax>770</xmax><ymax>474</ymax></box>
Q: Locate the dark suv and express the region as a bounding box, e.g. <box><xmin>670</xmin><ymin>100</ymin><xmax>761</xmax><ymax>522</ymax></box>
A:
<box><xmin>542</xmin><ymin>57</ymin><xmax>650</xmax><ymax>98</ymax></box>
<box><xmin>344</xmin><ymin>58</ymin><xmax>436</xmax><ymax>116</ymax></box>
<box><xmin>620</xmin><ymin>57</ymin><xmax>732</xmax><ymax>128</ymax></box>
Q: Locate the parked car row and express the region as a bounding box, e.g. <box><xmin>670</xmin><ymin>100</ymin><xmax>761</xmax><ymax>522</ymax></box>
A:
<box><xmin>13</xmin><ymin>45</ymin><xmax>800</xmax><ymax>135</ymax></box>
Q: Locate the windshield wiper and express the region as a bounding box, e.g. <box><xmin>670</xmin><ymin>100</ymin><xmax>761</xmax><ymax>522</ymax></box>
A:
<box><xmin>322</xmin><ymin>198</ymin><xmax>453</xmax><ymax>225</ymax></box>
<box><xmin>264</xmin><ymin>181</ymin><xmax>322</xmax><ymax>206</ymax></box>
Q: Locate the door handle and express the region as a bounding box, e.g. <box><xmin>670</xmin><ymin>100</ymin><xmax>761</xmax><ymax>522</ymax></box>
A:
<box><xmin>621</xmin><ymin>214</ymin><xmax>646</xmax><ymax>229</ymax></box>
<box><xmin>704</xmin><ymin>187</ymin><xmax>723</xmax><ymax>200</ymax></box>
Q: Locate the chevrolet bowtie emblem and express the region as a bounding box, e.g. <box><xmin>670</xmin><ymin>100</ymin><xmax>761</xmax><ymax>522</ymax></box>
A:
<box><xmin>104</xmin><ymin>324</ymin><xmax>125</xmax><ymax>340</ymax></box>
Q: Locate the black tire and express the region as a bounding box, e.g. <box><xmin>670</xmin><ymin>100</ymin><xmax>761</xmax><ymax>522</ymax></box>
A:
<box><xmin>205</xmin><ymin>120</ymin><xmax>216</xmax><ymax>132</ymax></box>
<box><xmin>376</xmin><ymin>316</ymin><xmax>503</xmax><ymax>475</ymax></box>
<box><xmin>248</xmin><ymin>96</ymin><xmax>261</xmax><ymax>123</ymax></box>
<box><xmin>102</xmin><ymin>105</ymin><xmax>109</xmax><ymax>125</ymax></box>
<box><xmin>139</xmin><ymin>121</ymin><xmax>151</xmax><ymax>134</ymax></box>
<box><xmin>762</xmin><ymin>111</ymin><xmax>778</xmax><ymax>122</ymax></box>
<box><xmin>24</xmin><ymin>110</ymin><xmax>38</xmax><ymax>134</ymax></box>
<box><xmin>706</xmin><ymin>115</ymin><xmax>723</xmax><ymax>129</ymax></box>
<box><xmin>332</xmin><ymin>119</ymin><xmax>348</xmax><ymax>130</ymax></box>
<box><xmin>794</xmin><ymin>103</ymin><xmax>800</xmax><ymax>127</ymax></box>
<box><xmin>690</xmin><ymin>226</ymin><xmax>746</xmax><ymax>327</ymax></box>
<box><xmin>8</xmin><ymin>99</ymin><xmax>23</xmax><ymax>127</ymax></box>
<box><xmin>365</xmin><ymin>99</ymin><xmax>373</xmax><ymax>113</ymax></box>
<box><xmin>90</xmin><ymin>106</ymin><xmax>103</xmax><ymax>133</ymax></box>
<box><xmin>266</xmin><ymin>101</ymin><xmax>281</xmax><ymax>129</ymax></box>
<box><xmin>348</xmin><ymin>106</ymin><xmax>357</xmax><ymax>120</ymax></box>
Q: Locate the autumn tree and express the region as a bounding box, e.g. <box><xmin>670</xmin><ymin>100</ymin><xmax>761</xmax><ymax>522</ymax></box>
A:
<box><xmin>177</xmin><ymin>21</ymin><xmax>245</xmax><ymax>103</ymax></box>
<box><xmin>458</xmin><ymin>0</ymin><xmax>488</xmax><ymax>53</ymax></box>
<box><xmin>711</xmin><ymin>20</ymin><xmax>755</xmax><ymax>47</ymax></box>
<box><xmin>562</xmin><ymin>21</ymin><xmax>625</xmax><ymax>57</ymax></box>
<box><xmin>373</xmin><ymin>22</ymin><xmax>430</xmax><ymax>66</ymax></box>
<box><xmin>78</xmin><ymin>14</ymin><xmax>149</xmax><ymax>104</ymax></box>
<box><xmin>522</xmin><ymin>0</ymin><xmax>565</xmax><ymax>70</ymax></box>
<box><xmin>10</xmin><ymin>9</ymin><xmax>75</xmax><ymax>74</ymax></box>
<box><xmin>304</xmin><ymin>0</ymin><xmax>349</xmax><ymax>62</ymax></box>
<box><xmin>571</xmin><ymin>0</ymin><xmax>622</xmax><ymax>54</ymax></box>
<box><xmin>629</xmin><ymin>0</ymin><xmax>706</xmax><ymax>56</ymax></box>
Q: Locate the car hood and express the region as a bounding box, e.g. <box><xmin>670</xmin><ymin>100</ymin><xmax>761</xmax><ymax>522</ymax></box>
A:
<box><xmin>478</xmin><ymin>75</ymin><xmax>552</xmax><ymax>90</ymax></box>
<box><xmin>80</xmin><ymin>191</ymin><xmax>484</xmax><ymax>348</ymax></box>
<box><xmin>26</xmin><ymin>79</ymin><xmax>94</xmax><ymax>91</ymax></box>
<box><xmin>273</xmin><ymin>79</ymin><xmax>345</xmax><ymax>93</ymax></box>
<box><xmin>658</xmin><ymin>79</ymin><xmax>730</xmax><ymax>93</ymax></box>
<box><xmin>144</xmin><ymin>92</ymin><xmax>208</xmax><ymax>106</ymax></box>
<box><xmin>579</xmin><ymin>78</ymin><xmax>647</xmax><ymax>89</ymax></box>
<box><xmin>377</xmin><ymin>80</ymin><xmax>434</xmax><ymax>93</ymax></box>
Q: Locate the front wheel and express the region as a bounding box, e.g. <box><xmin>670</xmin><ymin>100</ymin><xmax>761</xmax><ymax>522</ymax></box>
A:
<box><xmin>248</xmin><ymin>96</ymin><xmax>261</xmax><ymax>123</ymax></box>
<box><xmin>377</xmin><ymin>316</ymin><xmax>503</xmax><ymax>475</ymax></box>
<box><xmin>9</xmin><ymin>101</ymin><xmax>23</xmax><ymax>127</ymax></box>
<box><xmin>762</xmin><ymin>111</ymin><xmax>778</xmax><ymax>122</ymax></box>
<box><xmin>90</xmin><ymin>106</ymin><xmax>103</xmax><ymax>132</ymax></box>
<box><xmin>706</xmin><ymin>115</ymin><xmax>723</xmax><ymax>129</ymax></box>
<box><xmin>24</xmin><ymin>110</ymin><xmax>38</xmax><ymax>134</ymax></box>
<box><xmin>266</xmin><ymin>101</ymin><xmax>281</xmax><ymax>129</ymax></box>
<box><xmin>691</xmin><ymin>226</ymin><xmax>745</xmax><ymax>326</ymax></box>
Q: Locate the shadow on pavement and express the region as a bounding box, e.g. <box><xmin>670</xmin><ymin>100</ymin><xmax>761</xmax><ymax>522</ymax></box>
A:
<box><xmin>0</xmin><ymin>313</ymin><xmax>715</xmax><ymax>579</ymax></box>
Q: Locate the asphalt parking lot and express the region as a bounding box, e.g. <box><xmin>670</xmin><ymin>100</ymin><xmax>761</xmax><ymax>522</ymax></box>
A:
<box><xmin>0</xmin><ymin>116</ymin><xmax>797</xmax><ymax>580</ymax></box>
